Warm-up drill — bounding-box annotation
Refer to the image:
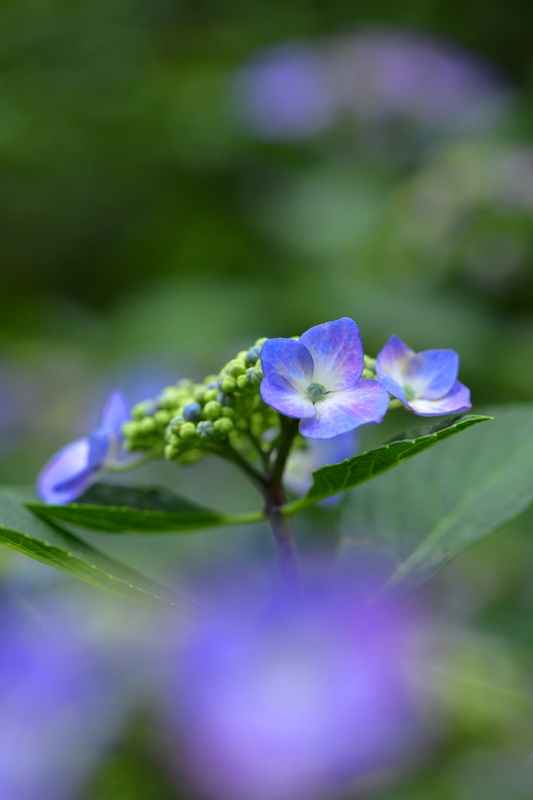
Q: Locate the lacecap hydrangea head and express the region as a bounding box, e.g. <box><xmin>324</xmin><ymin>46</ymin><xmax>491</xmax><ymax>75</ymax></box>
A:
<box><xmin>260</xmin><ymin>318</ymin><xmax>390</xmax><ymax>438</ymax></box>
<box><xmin>38</xmin><ymin>391</ymin><xmax>129</xmax><ymax>505</ymax></box>
<box><xmin>376</xmin><ymin>335</ymin><xmax>471</xmax><ymax>416</ymax></box>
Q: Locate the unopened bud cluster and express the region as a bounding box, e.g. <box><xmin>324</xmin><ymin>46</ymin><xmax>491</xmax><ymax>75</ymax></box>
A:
<box><xmin>121</xmin><ymin>339</ymin><xmax>279</xmax><ymax>464</ymax></box>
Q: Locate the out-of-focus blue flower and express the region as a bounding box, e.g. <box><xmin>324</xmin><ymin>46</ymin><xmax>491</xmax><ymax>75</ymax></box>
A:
<box><xmin>260</xmin><ymin>318</ymin><xmax>389</xmax><ymax>439</ymax></box>
<box><xmin>160</xmin><ymin>579</ymin><xmax>423</xmax><ymax>800</ymax></box>
<box><xmin>0</xmin><ymin>601</ymin><xmax>117</xmax><ymax>800</ymax></box>
<box><xmin>38</xmin><ymin>390</ymin><xmax>129</xmax><ymax>504</ymax></box>
<box><xmin>233</xmin><ymin>44</ymin><xmax>337</xmax><ymax>140</ymax></box>
<box><xmin>233</xmin><ymin>30</ymin><xmax>507</xmax><ymax>143</ymax></box>
<box><xmin>376</xmin><ymin>335</ymin><xmax>471</xmax><ymax>416</ymax></box>
<box><xmin>284</xmin><ymin>430</ymin><xmax>356</xmax><ymax>504</ymax></box>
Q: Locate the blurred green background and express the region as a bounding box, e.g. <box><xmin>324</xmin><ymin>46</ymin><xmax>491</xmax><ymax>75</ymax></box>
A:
<box><xmin>2</xmin><ymin>0</ymin><xmax>533</xmax><ymax>797</ymax></box>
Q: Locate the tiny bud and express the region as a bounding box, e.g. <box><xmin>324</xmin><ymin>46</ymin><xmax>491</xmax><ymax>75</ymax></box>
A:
<box><xmin>139</xmin><ymin>417</ymin><xmax>156</xmax><ymax>434</ymax></box>
<box><xmin>221</xmin><ymin>406</ymin><xmax>235</xmax><ymax>418</ymax></box>
<box><xmin>179</xmin><ymin>422</ymin><xmax>197</xmax><ymax>439</ymax></box>
<box><xmin>246</xmin><ymin>367</ymin><xmax>262</xmax><ymax>386</ymax></box>
<box><xmin>245</xmin><ymin>345</ymin><xmax>262</xmax><ymax>365</ymax></box>
<box><xmin>132</xmin><ymin>400</ymin><xmax>157</xmax><ymax>420</ymax></box>
<box><xmin>193</xmin><ymin>386</ymin><xmax>205</xmax><ymax>402</ymax></box>
<box><xmin>213</xmin><ymin>417</ymin><xmax>234</xmax><ymax>435</ymax></box>
<box><xmin>183</xmin><ymin>402</ymin><xmax>203</xmax><ymax>422</ymax></box>
<box><xmin>204</xmin><ymin>388</ymin><xmax>218</xmax><ymax>402</ymax></box>
<box><xmin>217</xmin><ymin>391</ymin><xmax>235</xmax><ymax>407</ymax></box>
<box><xmin>158</xmin><ymin>387</ymin><xmax>182</xmax><ymax>409</ymax></box>
<box><xmin>165</xmin><ymin>444</ymin><xmax>179</xmax><ymax>460</ymax></box>
<box><xmin>203</xmin><ymin>400</ymin><xmax>222</xmax><ymax>420</ymax></box>
<box><xmin>121</xmin><ymin>421</ymin><xmax>138</xmax><ymax>438</ymax></box>
<box><xmin>154</xmin><ymin>409</ymin><xmax>172</xmax><ymax>426</ymax></box>
<box><xmin>236</xmin><ymin>374</ymin><xmax>248</xmax><ymax>390</ymax></box>
<box><xmin>255</xmin><ymin>337</ymin><xmax>267</xmax><ymax>346</ymax></box>
<box><xmin>221</xmin><ymin>376</ymin><xmax>236</xmax><ymax>393</ymax></box>
<box><xmin>197</xmin><ymin>420</ymin><xmax>215</xmax><ymax>440</ymax></box>
<box><xmin>227</xmin><ymin>360</ymin><xmax>246</xmax><ymax>378</ymax></box>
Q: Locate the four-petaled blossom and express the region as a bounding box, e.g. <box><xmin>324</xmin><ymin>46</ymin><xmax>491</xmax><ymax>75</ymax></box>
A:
<box><xmin>38</xmin><ymin>391</ymin><xmax>129</xmax><ymax>504</ymax></box>
<box><xmin>260</xmin><ymin>318</ymin><xmax>390</xmax><ymax>439</ymax></box>
<box><xmin>376</xmin><ymin>335</ymin><xmax>471</xmax><ymax>416</ymax></box>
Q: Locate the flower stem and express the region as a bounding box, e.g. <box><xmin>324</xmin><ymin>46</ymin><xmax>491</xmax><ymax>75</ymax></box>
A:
<box><xmin>264</xmin><ymin>417</ymin><xmax>301</xmax><ymax>590</ymax></box>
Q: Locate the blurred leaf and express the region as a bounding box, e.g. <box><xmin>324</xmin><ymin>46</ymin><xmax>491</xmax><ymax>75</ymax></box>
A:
<box><xmin>0</xmin><ymin>487</ymin><xmax>187</xmax><ymax>611</ymax></box>
<box><xmin>26</xmin><ymin>483</ymin><xmax>264</xmax><ymax>533</ymax></box>
<box><xmin>283</xmin><ymin>415</ymin><xmax>490</xmax><ymax>514</ymax></box>
<box><xmin>339</xmin><ymin>405</ymin><xmax>533</xmax><ymax>592</ymax></box>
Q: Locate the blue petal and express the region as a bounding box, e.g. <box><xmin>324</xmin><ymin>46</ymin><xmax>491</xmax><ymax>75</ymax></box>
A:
<box><xmin>405</xmin><ymin>380</ymin><xmax>472</xmax><ymax>416</ymax></box>
<box><xmin>284</xmin><ymin>431</ymin><xmax>357</xmax><ymax>502</ymax></box>
<box><xmin>299</xmin><ymin>379</ymin><xmax>389</xmax><ymax>439</ymax></box>
<box><xmin>375</xmin><ymin>373</ymin><xmax>408</xmax><ymax>404</ymax></box>
<box><xmin>376</xmin><ymin>335</ymin><xmax>414</xmax><ymax>391</ymax></box>
<box><xmin>404</xmin><ymin>350</ymin><xmax>458</xmax><ymax>400</ymax></box>
<box><xmin>37</xmin><ymin>438</ymin><xmax>100</xmax><ymax>505</ymax></box>
<box><xmin>261</xmin><ymin>338</ymin><xmax>314</xmax><ymax>393</ymax></box>
<box><xmin>261</xmin><ymin>375</ymin><xmax>315</xmax><ymax>419</ymax></box>
<box><xmin>299</xmin><ymin>318</ymin><xmax>363</xmax><ymax>391</ymax></box>
<box><xmin>87</xmin><ymin>430</ymin><xmax>112</xmax><ymax>469</ymax></box>
<box><xmin>99</xmin><ymin>390</ymin><xmax>129</xmax><ymax>435</ymax></box>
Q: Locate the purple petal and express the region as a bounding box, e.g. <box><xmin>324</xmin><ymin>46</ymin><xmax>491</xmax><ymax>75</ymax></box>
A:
<box><xmin>87</xmin><ymin>430</ymin><xmax>112</xmax><ymax>469</ymax></box>
<box><xmin>403</xmin><ymin>350</ymin><xmax>459</xmax><ymax>400</ymax></box>
<box><xmin>376</xmin><ymin>335</ymin><xmax>414</xmax><ymax>390</ymax></box>
<box><xmin>261</xmin><ymin>375</ymin><xmax>316</xmax><ymax>419</ymax></box>
<box><xmin>99</xmin><ymin>390</ymin><xmax>129</xmax><ymax>436</ymax></box>
<box><xmin>406</xmin><ymin>380</ymin><xmax>471</xmax><ymax>416</ymax></box>
<box><xmin>37</xmin><ymin>438</ymin><xmax>100</xmax><ymax>504</ymax></box>
<box><xmin>299</xmin><ymin>318</ymin><xmax>364</xmax><ymax>391</ymax></box>
<box><xmin>375</xmin><ymin>373</ymin><xmax>409</xmax><ymax>404</ymax></box>
<box><xmin>299</xmin><ymin>379</ymin><xmax>389</xmax><ymax>438</ymax></box>
<box><xmin>261</xmin><ymin>338</ymin><xmax>315</xmax><ymax>394</ymax></box>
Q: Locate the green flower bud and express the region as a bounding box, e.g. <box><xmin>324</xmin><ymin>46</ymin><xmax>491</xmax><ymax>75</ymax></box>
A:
<box><xmin>227</xmin><ymin>360</ymin><xmax>246</xmax><ymax>378</ymax></box>
<box><xmin>165</xmin><ymin>444</ymin><xmax>179</xmax><ymax>460</ymax></box>
<box><xmin>179</xmin><ymin>448</ymin><xmax>204</xmax><ymax>465</ymax></box>
<box><xmin>246</xmin><ymin>367</ymin><xmax>262</xmax><ymax>386</ymax></box>
<box><xmin>154</xmin><ymin>410</ymin><xmax>172</xmax><ymax>426</ymax></box>
<box><xmin>132</xmin><ymin>401</ymin><xmax>157</xmax><ymax>420</ymax></box>
<box><xmin>158</xmin><ymin>387</ymin><xmax>182</xmax><ymax>409</ymax></box>
<box><xmin>197</xmin><ymin>420</ymin><xmax>215</xmax><ymax>440</ymax></box>
<box><xmin>179</xmin><ymin>422</ymin><xmax>197</xmax><ymax>439</ymax></box>
<box><xmin>255</xmin><ymin>337</ymin><xmax>267</xmax><ymax>346</ymax></box>
<box><xmin>221</xmin><ymin>406</ymin><xmax>235</xmax><ymax>418</ymax></box>
<box><xmin>121</xmin><ymin>421</ymin><xmax>138</xmax><ymax>438</ymax></box>
<box><xmin>139</xmin><ymin>417</ymin><xmax>156</xmax><ymax>434</ymax></box>
<box><xmin>221</xmin><ymin>376</ymin><xmax>237</xmax><ymax>393</ymax></box>
<box><xmin>193</xmin><ymin>386</ymin><xmax>205</xmax><ymax>402</ymax></box>
<box><xmin>204</xmin><ymin>388</ymin><xmax>218</xmax><ymax>402</ymax></box>
<box><xmin>203</xmin><ymin>400</ymin><xmax>222</xmax><ymax>420</ymax></box>
<box><xmin>213</xmin><ymin>417</ymin><xmax>234</xmax><ymax>435</ymax></box>
<box><xmin>236</xmin><ymin>374</ymin><xmax>248</xmax><ymax>390</ymax></box>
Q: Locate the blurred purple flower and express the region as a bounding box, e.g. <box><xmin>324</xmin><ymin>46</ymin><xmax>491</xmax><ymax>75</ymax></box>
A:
<box><xmin>38</xmin><ymin>390</ymin><xmax>129</xmax><ymax>504</ymax></box>
<box><xmin>376</xmin><ymin>335</ymin><xmax>471</xmax><ymax>416</ymax></box>
<box><xmin>233</xmin><ymin>30</ymin><xmax>506</xmax><ymax>141</ymax></box>
<box><xmin>260</xmin><ymin>318</ymin><xmax>389</xmax><ymax>438</ymax></box>
<box><xmin>0</xmin><ymin>602</ymin><xmax>117</xmax><ymax>800</ymax></box>
<box><xmin>284</xmin><ymin>430</ymin><xmax>356</xmax><ymax>504</ymax></box>
<box><xmin>234</xmin><ymin>44</ymin><xmax>337</xmax><ymax>140</ymax></box>
<box><xmin>160</xmin><ymin>580</ymin><xmax>422</xmax><ymax>800</ymax></box>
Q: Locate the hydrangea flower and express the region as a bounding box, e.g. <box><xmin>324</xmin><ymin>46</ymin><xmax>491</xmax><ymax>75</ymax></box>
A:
<box><xmin>0</xmin><ymin>601</ymin><xmax>117</xmax><ymax>800</ymax></box>
<box><xmin>376</xmin><ymin>335</ymin><xmax>471</xmax><ymax>416</ymax></box>
<box><xmin>38</xmin><ymin>390</ymin><xmax>129</xmax><ymax>505</ymax></box>
<box><xmin>260</xmin><ymin>318</ymin><xmax>389</xmax><ymax>439</ymax></box>
<box><xmin>284</xmin><ymin>430</ymin><xmax>356</xmax><ymax>505</ymax></box>
<box><xmin>160</xmin><ymin>577</ymin><xmax>423</xmax><ymax>800</ymax></box>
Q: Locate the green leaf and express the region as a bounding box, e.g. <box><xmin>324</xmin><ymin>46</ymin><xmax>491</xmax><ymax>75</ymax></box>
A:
<box><xmin>339</xmin><ymin>405</ymin><xmax>533</xmax><ymax>593</ymax></box>
<box><xmin>0</xmin><ymin>487</ymin><xmax>190</xmax><ymax>611</ymax></box>
<box><xmin>283</xmin><ymin>414</ymin><xmax>491</xmax><ymax>514</ymax></box>
<box><xmin>26</xmin><ymin>483</ymin><xmax>264</xmax><ymax>533</ymax></box>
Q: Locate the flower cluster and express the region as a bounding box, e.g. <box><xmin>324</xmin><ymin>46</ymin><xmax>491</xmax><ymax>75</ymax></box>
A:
<box><xmin>37</xmin><ymin>317</ymin><xmax>471</xmax><ymax>505</ymax></box>
<box><xmin>158</xmin><ymin>575</ymin><xmax>423</xmax><ymax>800</ymax></box>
